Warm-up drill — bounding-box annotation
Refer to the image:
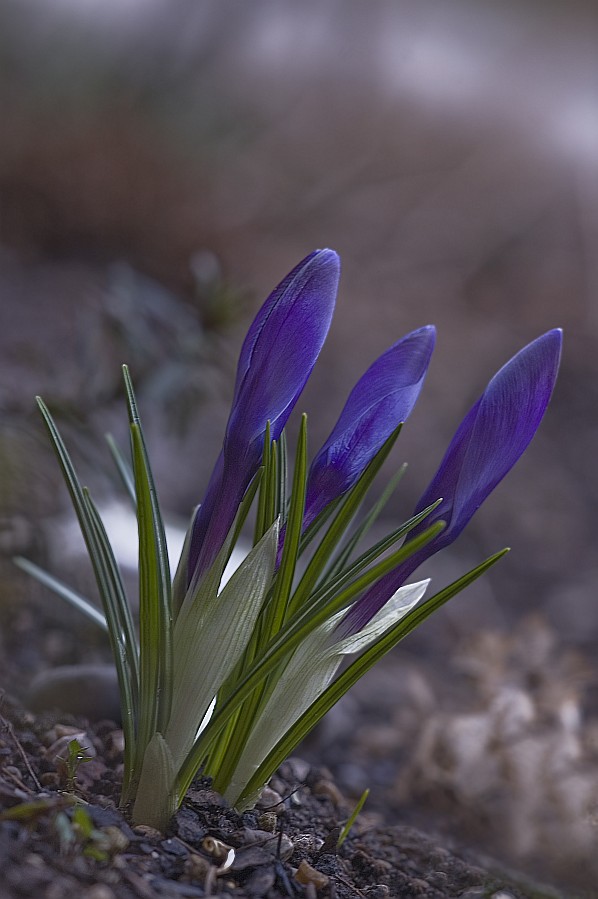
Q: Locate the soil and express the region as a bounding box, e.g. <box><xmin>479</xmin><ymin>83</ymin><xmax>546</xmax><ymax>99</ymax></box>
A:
<box><xmin>0</xmin><ymin>694</ymin><xmax>567</xmax><ymax>899</ymax></box>
<box><xmin>0</xmin><ymin>595</ymin><xmax>573</xmax><ymax>899</ymax></box>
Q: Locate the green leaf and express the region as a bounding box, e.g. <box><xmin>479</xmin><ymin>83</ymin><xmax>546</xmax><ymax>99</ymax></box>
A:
<box><xmin>82</xmin><ymin>491</ymin><xmax>139</xmax><ymax>797</ymax></box>
<box><xmin>132</xmin><ymin>733</ymin><xmax>177</xmax><ymax>830</ymax></box>
<box><xmin>123</xmin><ymin>365</ymin><xmax>173</xmax><ymax>748</ymax></box>
<box><xmin>235</xmin><ymin>548</ymin><xmax>509</xmax><ymax>808</ymax></box>
<box><xmin>324</xmin><ymin>463</ymin><xmax>407</xmax><ymax>583</ymax></box>
<box><xmin>338</xmin><ymin>788</ymin><xmax>369</xmax><ymax>848</ymax></box>
<box><xmin>171</xmin><ymin>508</ymin><xmax>196</xmax><ymax>620</ymax></box>
<box><xmin>276</xmin><ymin>430</ymin><xmax>288</xmax><ymax>520</ymax></box>
<box><xmin>212</xmin><ymin>421</ymin><xmax>307</xmax><ymax>790</ymax></box>
<box><xmin>105</xmin><ymin>433</ymin><xmax>136</xmax><ymax>506</ymax></box>
<box><xmin>13</xmin><ymin>557</ymin><xmax>108</xmax><ymax>632</ymax></box>
<box><xmin>264</xmin><ymin>414</ymin><xmax>308</xmax><ymax>640</ymax></box>
<box><xmin>165</xmin><ymin>520</ymin><xmax>279</xmax><ymax>771</ymax></box>
<box><xmin>176</xmin><ymin>519</ymin><xmax>444</xmax><ymax>799</ymax></box>
<box><xmin>286</xmin><ymin>423</ymin><xmax>403</xmax><ymax>620</ymax></box>
<box><xmin>221</xmin><ymin>579</ymin><xmax>428</xmax><ymax>804</ymax></box>
<box><xmin>307</xmin><ymin>500</ymin><xmax>442</xmax><ymax>615</ymax></box>
<box><xmin>34</xmin><ymin>398</ymin><xmax>138</xmax><ymax>797</ymax></box>
<box><xmin>297</xmin><ymin>495</ymin><xmax>342</xmax><ymax>555</ymax></box>
<box><xmin>254</xmin><ymin>423</ymin><xmax>273</xmax><ymax>544</ymax></box>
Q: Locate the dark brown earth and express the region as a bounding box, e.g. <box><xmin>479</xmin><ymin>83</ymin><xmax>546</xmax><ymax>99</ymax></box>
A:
<box><xmin>0</xmin><ymin>591</ymin><xmax>573</xmax><ymax>899</ymax></box>
<box><xmin>0</xmin><ymin>693</ymin><xmax>567</xmax><ymax>899</ymax></box>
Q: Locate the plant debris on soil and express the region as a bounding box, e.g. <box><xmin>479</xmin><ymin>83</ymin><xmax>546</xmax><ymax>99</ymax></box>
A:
<box><xmin>0</xmin><ymin>691</ymin><xmax>570</xmax><ymax>899</ymax></box>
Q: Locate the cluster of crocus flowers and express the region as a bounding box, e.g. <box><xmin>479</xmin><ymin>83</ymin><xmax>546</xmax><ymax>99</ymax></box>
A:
<box><xmin>187</xmin><ymin>248</ymin><xmax>561</xmax><ymax>617</ymax></box>
<box><xmin>25</xmin><ymin>247</ymin><xmax>562</xmax><ymax>829</ymax></box>
<box><xmin>174</xmin><ymin>250</ymin><xmax>561</xmax><ymax>807</ymax></box>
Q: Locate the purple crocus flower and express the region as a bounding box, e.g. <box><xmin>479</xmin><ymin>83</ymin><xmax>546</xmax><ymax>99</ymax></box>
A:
<box><xmin>339</xmin><ymin>328</ymin><xmax>562</xmax><ymax>637</ymax></box>
<box><xmin>187</xmin><ymin>249</ymin><xmax>340</xmax><ymax>584</ymax></box>
<box><xmin>303</xmin><ymin>326</ymin><xmax>436</xmax><ymax>529</ymax></box>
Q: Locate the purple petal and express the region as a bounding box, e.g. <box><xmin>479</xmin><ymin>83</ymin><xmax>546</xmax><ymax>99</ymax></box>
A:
<box><xmin>339</xmin><ymin>328</ymin><xmax>562</xmax><ymax>637</ymax></box>
<box><xmin>304</xmin><ymin>326</ymin><xmax>435</xmax><ymax>526</ymax></box>
<box><xmin>188</xmin><ymin>250</ymin><xmax>340</xmax><ymax>583</ymax></box>
<box><xmin>415</xmin><ymin>328</ymin><xmax>562</xmax><ymax>548</ymax></box>
<box><xmin>226</xmin><ymin>250</ymin><xmax>339</xmax><ymax>455</ymax></box>
<box><xmin>231</xmin><ymin>251</ymin><xmax>322</xmax><ymax>402</ymax></box>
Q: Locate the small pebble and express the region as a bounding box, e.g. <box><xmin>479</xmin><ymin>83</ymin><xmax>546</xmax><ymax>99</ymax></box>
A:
<box><xmin>240</xmin><ymin>827</ymin><xmax>294</xmax><ymax>860</ymax></box>
<box><xmin>186</xmin><ymin>787</ymin><xmax>227</xmax><ymax>808</ymax></box>
<box><xmin>39</xmin><ymin>772</ymin><xmax>59</xmax><ymax>787</ymax></box>
<box><xmin>184</xmin><ymin>852</ymin><xmax>212</xmax><ymax>880</ymax></box>
<box><xmin>294</xmin><ymin>859</ymin><xmax>329</xmax><ymax>889</ymax></box>
<box><xmin>28</xmin><ymin>664</ymin><xmax>121</xmax><ymax>721</ymax></box>
<box><xmin>268</xmin><ymin>775</ymin><xmax>287</xmax><ymax>796</ymax></box>
<box><xmin>312</xmin><ymin>779</ymin><xmax>345</xmax><ymax>806</ymax></box>
<box><xmin>81</xmin><ymin>886</ymin><xmax>116</xmax><ymax>899</ymax></box>
<box><xmin>293</xmin><ymin>833</ymin><xmax>324</xmax><ymax>852</ymax></box>
<box><xmin>257</xmin><ymin>812</ymin><xmax>277</xmax><ymax>832</ymax></box>
<box><xmin>105</xmin><ymin>730</ymin><xmax>125</xmax><ymax>760</ymax></box>
<box><xmin>256</xmin><ymin>786</ymin><xmax>284</xmax><ymax>812</ymax></box>
<box><xmin>243</xmin><ymin>867</ymin><xmax>276</xmax><ymax>894</ymax></box>
<box><xmin>286</xmin><ymin>757</ymin><xmax>311</xmax><ymax>781</ymax></box>
<box><xmin>98</xmin><ymin>826</ymin><xmax>130</xmax><ymax>854</ymax></box>
<box><xmin>133</xmin><ymin>824</ymin><xmax>162</xmax><ymax>840</ymax></box>
<box><xmin>54</xmin><ymin>724</ymin><xmax>87</xmax><ymax>739</ymax></box>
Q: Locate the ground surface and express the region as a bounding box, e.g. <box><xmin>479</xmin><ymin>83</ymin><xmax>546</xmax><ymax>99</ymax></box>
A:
<box><xmin>0</xmin><ymin>692</ymin><xmax>567</xmax><ymax>899</ymax></box>
<box><xmin>0</xmin><ymin>593</ymin><xmax>576</xmax><ymax>899</ymax></box>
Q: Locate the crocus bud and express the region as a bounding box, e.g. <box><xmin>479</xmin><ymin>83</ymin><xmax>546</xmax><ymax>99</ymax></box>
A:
<box><xmin>187</xmin><ymin>249</ymin><xmax>340</xmax><ymax>583</ymax></box>
<box><xmin>304</xmin><ymin>325</ymin><xmax>436</xmax><ymax>528</ymax></box>
<box><xmin>340</xmin><ymin>328</ymin><xmax>562</xmax><ymax>637</ymax></box>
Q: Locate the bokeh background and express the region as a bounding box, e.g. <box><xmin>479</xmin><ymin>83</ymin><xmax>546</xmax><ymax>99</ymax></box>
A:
<box><xmin>1</xmin><ymin>0</ymin><xmax>597</xmax><ymax>891</ymax></box>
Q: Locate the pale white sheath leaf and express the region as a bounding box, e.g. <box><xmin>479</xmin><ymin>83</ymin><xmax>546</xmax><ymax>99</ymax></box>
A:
<box><xmin>224</xmin><ymin>578</ymin><xmax>429</xmax><ymax>805</ymax></box>
<box><xmin>133</xmin><ymin>732</ymin><xmax>177</xmax><ymax>830</ymax></box>
<box><xmin>164</xmin><ymin>519</ymin><xmax>279</xmax><ymax>769</ymax></box>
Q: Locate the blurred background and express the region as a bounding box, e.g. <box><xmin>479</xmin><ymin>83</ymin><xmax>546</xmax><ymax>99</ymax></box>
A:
<box><xmin>1</xmin><ymin>0</ymin><xmax>597</xmax><ymax>890</ymax></box>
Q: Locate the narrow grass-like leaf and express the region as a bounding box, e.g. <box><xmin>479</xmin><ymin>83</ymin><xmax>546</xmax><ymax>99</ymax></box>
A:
<box><xmin>130</xmin><ymin>423</ymin><xmax>163</xmax><ymax>771</ymax></box>
<box><xmin>13</xmin><ymin>557</ymin><xmax>108</xmax><ymax>632</ymax></box>
<box><xmin>286</xmin><ymin>424</ymin><xmax>403</xmax><ymax>620</ymax></box>
<box><xmin>171</xmin><ymin>509</ymin><xmax>196</xmax><ymax>620</ymax></box>
<box><xmin>81</xmin><ymin>491</ymin><xmax>139</xmax><ymax>685</ymax></box>
<box><xmin>212</xmin><ymin>423</ymin><xmax>307</xmax><ymax>786</ymax></box>
<box><xmin>297</xmin><ymin>495</ymin><xmax>343</xmax><ymax>555</ymax></box>
<box><xmin>324</xmin><ymin>463</ymin><xmax>407</xmax><ymax>583</ymax></box>
<box><xmin>253</xmin><ymin>424</ymin><xmax>272</xmax><ymax>545</ymax></box>
<box><xmin>276</xmin><ymin>429</ymin><xmax>288</xmax><ymax>519</ymax></box>
<box><xmin>34</xmin><ymin>398</ymin><xmax>138</xmax><ymax>795</ymax></box>
<box><xmin>265</xmin><ymin>439</ymin><xmax>279</xmax><ymax>531</ymax></box>
<box><xmin>308</xmin><ymin>500</ymin><xmax>442</xmax><ymax>614</ymax></box>
<box><xmin>124</xmin><ymin>365</ymin><xmax>173</xmax><ymax>739</ymax></box>
<box><xmin>165</xmin><ymin>520</ymin><xmax>279</xmax><ymax>770</ymax></box>
<box><xmin>176</xmin><ymin>519</ymin><xmax>443</xmax><ymax>798</ymax></box>
<box><xmin>235</xmin><ymin>548</ymin><xmax>509</xmax><ymax>808</ymax></box>
<box><xmin>266</xmin><ymin>414</ymin><xmax>308</xmax><ymax>639</ymax></box>
<box><xmin>35</xmin><ymin>398</ymin><xmax>117</xmax><ymax>601</ymax></box>
<box><xmin>105</xmin><ymin>434</ymin><xmax>136</xmax><ymax>506</ymax></box>
<box><xmin>180</xmin><ymin>465</ymin><xmax>264</xmax><ymax>616</ymax></box>
<box><xmin>338</xmin><ymin>788</ymin><xmax>369</xmax><ymax>848</ymax></box>
<box><xmin>82</xmin><ymin>491</ymin><xmax>138</xmax><ymax>800</ymax></box>
<box><xmin>220</xmin><ymin>580</ymin><xmax>428</xmax><ymax>802</ymax></box>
